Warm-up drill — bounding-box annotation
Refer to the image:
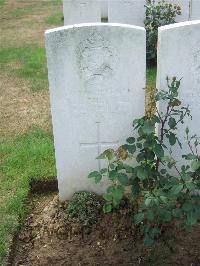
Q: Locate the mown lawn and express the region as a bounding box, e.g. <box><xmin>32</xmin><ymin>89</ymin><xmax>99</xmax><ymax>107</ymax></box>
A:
<box><xmin>0</xmin><ymin>0</ymin><xmax>157</xmax><ymax>264</ymax></box>
<box><xmin>0</xmin><ymin>128</ymin><xmax>56</xmax><ymax>262</ymax></box>
<box><xmin>0</xmin><ymin>1</ymin><xmax>63</xmax><ymax>264</ymax></box>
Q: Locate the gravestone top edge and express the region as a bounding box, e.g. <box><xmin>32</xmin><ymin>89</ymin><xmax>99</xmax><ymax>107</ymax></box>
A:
<box><xmin>45</xmin><ymin>22</ymin><xmax>146</xmax><ymax>36</ymax></box>
<box><xmin>158</xmin><ymin>20</ymin><xmax>200</xmax><ymax>32</ymax></box>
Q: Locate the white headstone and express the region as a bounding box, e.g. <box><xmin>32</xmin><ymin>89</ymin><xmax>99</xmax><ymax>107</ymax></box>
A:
<box><xmin>191</xmin><ymin>0</ymin><xmax>200</xmax><ymax>20</ymax></box>
<box><xmin>63</xmin><ymin>0</ymin><xmax>101</xmax><ymax>25</ymax></box>
<box><xmin>157</xmin><ymin>20</ymin><xmax>200</xmax><ymax>168</ymax></box>
<box><xmin>108</xmin><ymin>0</ymin><xmax>146</xmax><ymax>26</ymax></box>
<box><xmin>172</xmin><ymin>0</ymin><xmax>190</xmax><ymax>22</ymax></box>
<box><xmin>45</xmin><ymin>23</ymin><xmax>146</xmax><ymax>200</ymax></box>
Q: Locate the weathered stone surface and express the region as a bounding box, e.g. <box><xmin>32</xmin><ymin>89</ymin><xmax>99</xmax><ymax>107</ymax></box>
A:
<box><xmin>45</xmin><ymin>23</ymin><xmax>146</xmax><ymax>200</ymax></box>
<box><xmin>157</xmin><ymin>20</ymin><xmax>200</xmax><ymax>168</ymax></box>
<box><xmin>108</xmin><ymin>0</ymin><xmax>146</xmax><ymax>26</ymax></box>
<box><xmin>191</xmin><ymin>0</ymin><xmax>200</xmax><ymax>20</ymax></box>
<box><xmin>63</xmin><ymin>0</ymin><xmax>101</xmax><ymax>25</ymax></box>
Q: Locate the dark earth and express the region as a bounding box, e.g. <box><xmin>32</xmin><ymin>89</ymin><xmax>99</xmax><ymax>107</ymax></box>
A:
<box><xmin>10</xmin><ymin>193</ymin><xmax>200</xmax><ymax>266</ymax></box>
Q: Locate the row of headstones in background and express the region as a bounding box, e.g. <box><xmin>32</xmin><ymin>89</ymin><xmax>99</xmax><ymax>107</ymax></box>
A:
<box><xmin>63</xmin><ymin>0</ymin><xmax>145</xmax><ymax>26</ymax></box>
<box><xmin>63</xmin><ymin>0</ymin><xmax>200</xmax><ymax>27</ymax></box>
<box><xmin>45</xmin><ymin>20</ymin><xmax>200</xmax><ymax>201</ymax></box>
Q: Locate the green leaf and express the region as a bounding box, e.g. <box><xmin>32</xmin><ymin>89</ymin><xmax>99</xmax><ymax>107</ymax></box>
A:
<box><xmin>124</xmin><ymin>164</ymin><xmax>134</xmax><ymax>173</ymax></box>
<box><xmin>88</xmin><ymin>171</ymin><xmax>102</xmax><ymax>183</ymax></box>
<box><xmin>169</xmin><ymin>133</ymin><xmax>176</xmax><ymax>146</ymax></box>
<box><xmin>191</xmin><ymin>160</ymin><xmax>200</xmax><ymax>171</ymax></box>
<box><xmin>126</xmin><ymin>137</ymin><xmax>135</xmax><ymax>144</ymax></box>
<box><xmin>160</xmin><ymin>196</ymin><xmax>168</xmax><ymax>204</ymax></box>
<box><xmin>109</xmin><ymin>170</ymin><xmax>117</xmax><ymax>181</ymax></box>
<box><xmin>182</xmin><ymin>202</ymin><xmax>193</xmax><ymax>212</ymax></box>
<box><xmin>185</xmin><ymin>182</ymin><xmax>196</xmax><ymax>191</ymax></box>
<box><xmin>183</xmin><ymin>153</ymin><xmax>197</xmax><ymax>160</ymax></box>
<box><xmin>170</xmin><ymin>184</ymin><xmax>183</xmax><ymax>195</ymax></box>
<box><xmin>112</xmin><ymin>186</ymin><xmax>124</xmax><ymax>201</ymax></box>
<box><xmin>157</xmin><ymin>208</ymin><xmax>172</xmax><ymax>222</ymax></box>
<box><xmin>154</xmin><ymin>143</ymin><xmax>164</xmax><ymax>158</ymax></box>
<box><xmin>103</xmin><ymin>203</ymin><xmax>112</xmax><ymax>213</ymax></box>
<box><xmin>100</xmin><ymin>168</ymin><xmax>107</xmax><ymax>175</ymax></box>
<box><xmin>187</xmin><ymin>211</ymin><xmax>197</xmax><ymax>225</ymax></box>
<box><xmin>134</xmin><ymin>212</ymin><xmax>144</xmax><ymax>224</ymax></box>
<box><xmin>172</xmin><ymin>208</ymin><xmax>182</xmax><ymax>218</ymax></box>
<box><xmin>145</xmin><ymin>198</ymin><xmax>152</xmax><ymax>207</ymax></box>
<box><xmin>107</xmin><ymin>186</ymin><xmax>115</xmax><ymax>193</ymax></box>
<box><xmin>137</xmin><ymin>167</ymin><xmax>148</xmax><ymax>180</ymax></box>
<box><xmin>97</xmin><ymin>149</ymin><xmax>114</xmax><ymax>160</ymax></box>
<box><xmin>168</xmin><ymin>117</ymin><xmax>176</xmax><ymax>129</ymax></box>
<box><xmin>146</xmin><ymin>210</ymin><xmax>154</xmax><ymax>221</ymax></box>
<box><xmin>144</xmin><ymin>235</ymin><xmax>154</xmax><ymax>246</ymax></box>
<box><xmin>103</xmin><ymin>193</ymin><xmax>112</xmax><ymax>201</ymax></box>
<box><xmin>142</xmin><ymin>120</ymin><xmax>155</xmax><ymax>135</ymax></box>
<box><xmin>117</xmin><ymin>173</ymin><xmax>129</xmax><ymax>186</ymax></box>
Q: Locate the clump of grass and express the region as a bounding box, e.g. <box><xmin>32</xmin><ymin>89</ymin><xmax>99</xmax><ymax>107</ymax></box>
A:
<box><xmin>65</xmin><ymin>191</ymin><xmax>102</xmax><ymax>225</ymax></box>
<box><xmin>147</xmin><ymin>67</ymin><xmax>157</xmax><ymax>88</ymax></box>
<box><xmin>146</xmin><ymin>67</ymin><xmax>157</xmax><ymax>116</ymax></box>
<box><xmin>0</xmin><ymin>47</ymin><xmax>48</xmax><ymax>91</ymax></box>
<box><xmin>0</xmin><ymin>127</ymin><xmax>56</xmax><ymax>264</ymax></box>
<box><xmin>46</xmin><ymin>11</ymin><xmax>63</xmax><ymax>25</ymax></box>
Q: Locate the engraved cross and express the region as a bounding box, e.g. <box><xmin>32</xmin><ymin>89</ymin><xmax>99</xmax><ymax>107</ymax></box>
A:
<box><xmin>80</xmin><ymin>122</ymin><xmax>118</xmax><ymax>170</ymax></box>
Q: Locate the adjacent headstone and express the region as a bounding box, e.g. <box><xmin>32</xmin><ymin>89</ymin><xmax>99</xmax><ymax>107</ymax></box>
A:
<box><xmin>108</xmin><ymin>0</ymin><xmax>146</xmax><ymax>26</ymax></box>
<box><xmin>157</xmin><ymin>20</ymin><xmax>200</xmax><ymax>168</ymax></box>
<box><xmin>45</xmin><ymin>23</ymin><xmax>146</xmax><ymax>201</ymax></box>
<box><xmin>63</xmin><ymin>0</ymin><xmax>101</xmax><ymax>25</ymax></box>
<box><xmin>191</xmin><ymin>0</ymin><xmax>200</xmax><ymax>20</ymax></box>
<box><xmin>171</xmin><ymin>0</ymin><xmax>190</xmax><ymax>22</ymax></box>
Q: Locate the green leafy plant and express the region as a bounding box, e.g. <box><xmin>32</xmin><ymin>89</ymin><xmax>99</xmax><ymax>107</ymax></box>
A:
<box><xmin>144</xmin><ymin>0</ymin><xmax>181</xmax><ymax>65</ymax></box>
<box><xmin>65</xmin><ymin>191</ymin><xmax>102</xmax><ymax>225</ymax></box>
<box><xmin>89</xmin><ymin>77</ymin><xmax>200</xmax><ymax>245</ymax></box>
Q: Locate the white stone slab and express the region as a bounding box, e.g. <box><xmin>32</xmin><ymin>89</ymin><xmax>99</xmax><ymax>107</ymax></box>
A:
<box><xmin>191</xmin><ymin>0</ymin><xmax>200</xmax><ymax>20</ymax></box>
<box><xmin>63</xmin><ymin>0</ymin><xmax>101</xmax><ymax>25</ymax></box>
<box><xmin>157</xmin><ymin>20</ymin><xmax>200</xmax><ymax>168</ymax></box>
<box><xmin>108</xmin><ymin>0</ymin><xmax>146</xmax><ymax>26</ymax></box>
<box><xmin>45</xmin><ymin>23</ymin><xmax>146</xmax><ymax>200</ymax></box>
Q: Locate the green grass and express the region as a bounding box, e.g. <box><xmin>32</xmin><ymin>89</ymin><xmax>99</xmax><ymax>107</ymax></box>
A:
<box><xmin>46</xmin><ymin>11</ymin><xmax>63</xmax><ymax>25</ymax></box>
<box><xmin>51</xmin><ymin>0</ymin><xmax>63</xmax><ymax>5</ymax></box>
<box><xmin>147</xmin><ymin>67</ymin><xmax>157</xmax><ymax>88</ymax></box>
<box><xmin>0</xmin><ymin>127</ymin><xmax>56</xmax><ymax>264</ymax></box>
<box><xmin>10</xmin><ymin>7</ymin><xmax>33</xmax><ymax>17</ymax></box>
<box><xmin>0</xmin><ymin>47</ymin><xmax>48</xmax><ymax>91</ymax></box>
<box><xmin>0</xmin><ymin>0</ymin><xmax>5</xmax><ymax>6</ymax></box>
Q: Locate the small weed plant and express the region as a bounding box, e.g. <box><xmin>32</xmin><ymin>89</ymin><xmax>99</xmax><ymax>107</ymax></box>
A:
<box><xmin>65</xmin><ymin>191</ymin><xmax>101</xmax><ymax>225</ymax></box>
<box><xmin>145</xmin><ymin>0</ymin><xmax>181</xmax><ymax>65</ymax></box>
<box><xmin>89</xmin><ymin>77</ymin><xmax>200</xmax><ymax>245</ymax></box>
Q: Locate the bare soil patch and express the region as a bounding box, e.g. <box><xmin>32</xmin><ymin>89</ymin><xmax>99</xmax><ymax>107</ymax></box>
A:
<box><xmin>11</xmin><ymin>194</ymin><xmax>200</xmax><ymax>266</ymax></box>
